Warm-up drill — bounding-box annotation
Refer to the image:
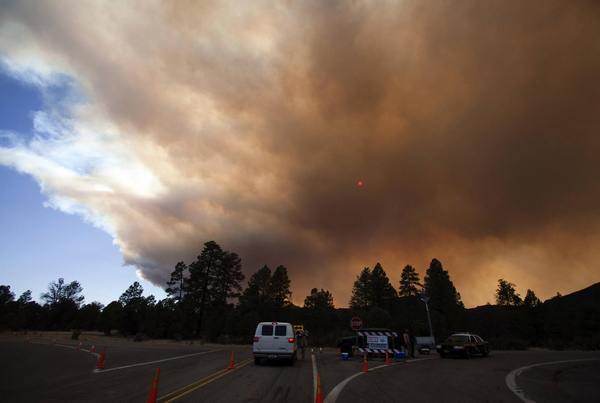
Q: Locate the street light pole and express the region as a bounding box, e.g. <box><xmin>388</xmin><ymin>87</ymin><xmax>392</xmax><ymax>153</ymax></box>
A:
<box><xmin>421</xmin><ymin>289</ymin><xmax>434</xmax><ymax>339</ymax></box>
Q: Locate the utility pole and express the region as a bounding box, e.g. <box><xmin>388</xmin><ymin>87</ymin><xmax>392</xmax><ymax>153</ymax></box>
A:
<box><xmin>421</xmin><ymin>288</ymin><xmax>434</xmax><ymax>339</ymax></box>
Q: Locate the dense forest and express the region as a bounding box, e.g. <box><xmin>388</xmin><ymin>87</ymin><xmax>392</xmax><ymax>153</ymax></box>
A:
<box><xmin>1</xmin><ymin>240</ymin><xmax>599</xmax><ymax>350</ymax></box>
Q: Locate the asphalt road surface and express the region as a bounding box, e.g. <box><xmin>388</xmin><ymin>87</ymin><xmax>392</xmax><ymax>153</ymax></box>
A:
<box><xmin>1</xmin><ymin>338</ymin><xmax>599</xmax><ymax>402</ymax></box>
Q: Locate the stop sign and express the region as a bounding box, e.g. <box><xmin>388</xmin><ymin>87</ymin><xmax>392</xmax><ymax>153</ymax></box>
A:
<box><xmin>350</xmin><ymin>317</ymin><xmax>363</xmax><ymax>331</ymax></box>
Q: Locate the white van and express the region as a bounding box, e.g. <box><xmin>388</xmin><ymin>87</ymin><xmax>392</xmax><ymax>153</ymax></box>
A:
<box><xmin>253</xmin><ymin>322</ymin><xmax>297</xmax><ymax>365</ymax></box>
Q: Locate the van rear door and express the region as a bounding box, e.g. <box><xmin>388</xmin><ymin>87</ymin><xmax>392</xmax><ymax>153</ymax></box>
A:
<box><xmin>273</xmin><ymin>324</ymin><xmax>291</xmax><ymax>353</ymax></box>
<box><xmin>259</xmin><ymin>324</ymin><xmax>275</xmax><ymax>352</ymax></box>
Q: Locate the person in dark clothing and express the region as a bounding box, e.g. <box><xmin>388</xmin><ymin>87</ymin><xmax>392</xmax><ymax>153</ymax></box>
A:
<box><xmin>409</xmin><ymin>331</ymin><xmax>415</xmax><ymax>357</ymax></box>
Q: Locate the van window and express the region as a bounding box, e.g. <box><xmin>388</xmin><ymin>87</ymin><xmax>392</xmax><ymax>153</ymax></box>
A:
<box><xmin>262</xmin><ymin>325</ymin><xmax>273</xmax><ymax>336</ymax></box>
<box><xmin>275</xmin><ymin>325</ymin><xmax>287</xmax><ymax>336</ymax></box>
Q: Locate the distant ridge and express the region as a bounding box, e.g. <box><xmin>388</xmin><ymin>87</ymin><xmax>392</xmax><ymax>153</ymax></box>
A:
<box><xmin>544</xmin><ymin>281</ymin><xmax>600</xmax><ymax>306</ymax></box>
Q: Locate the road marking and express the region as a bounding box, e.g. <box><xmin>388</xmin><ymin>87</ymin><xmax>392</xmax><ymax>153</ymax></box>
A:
<box><xmin>312</xmin><ymin>353</ymin><xmax>318</xmax><ymax>399</ymax></box>
<box><xmin>94</xmin><ymin>350</ymin><xmax>218</xmax><ymax>373</ymax></box>
<box><xmin>506</xmin><ymin>358</ymin><xmax>600</xmax><ymax>403</ymax></box>
<box><xmin>324</xmin><ymin>357</ymin><xmax>437</xmax><ymax>403</ymax></box>
<box><xmin>161</xmin><ymin>357</ymin><xmax>254</xmax><ymax>402</ymax></box>
<box><xmin>31</xmin><ymin>341</ymin><xmax>101</xmax><ymax>358</ymax></box>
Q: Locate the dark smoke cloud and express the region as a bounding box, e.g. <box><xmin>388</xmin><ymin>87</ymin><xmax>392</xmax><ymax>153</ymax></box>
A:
<box><xmin>1</xmin><ymin>0</ymin><xmax>599</xmax><ymax>306</ymax></box>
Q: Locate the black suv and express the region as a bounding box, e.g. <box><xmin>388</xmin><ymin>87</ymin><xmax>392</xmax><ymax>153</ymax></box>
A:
<box><xmin>337</xmin><ymin>328</ymin><xmax>403</xmax><ymax>357</ymax></box>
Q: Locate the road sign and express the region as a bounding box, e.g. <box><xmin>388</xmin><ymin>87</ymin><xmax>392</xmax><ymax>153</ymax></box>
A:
<box><xmin>350</xmin><ymin>317</ymin><xmax>363</xmax><ymax>330</ymax></box>
<box><xmin>367</xmin><ymin>335</ymin><xmax>388</xmax><ymax>349</ymax></box>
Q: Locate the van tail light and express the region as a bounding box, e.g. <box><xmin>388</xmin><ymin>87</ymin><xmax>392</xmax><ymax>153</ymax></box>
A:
<box><xmin>254</xmin><ymin>337</ymin><xmax>259</xmax><ymax>342</ymax></box>
<box><xmin>288</xmin><ymin>338</ymin><xmax>294</xmax><ymax>343</ymax></box>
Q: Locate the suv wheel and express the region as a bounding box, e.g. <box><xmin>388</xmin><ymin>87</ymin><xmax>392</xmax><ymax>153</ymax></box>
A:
<box><xmin>255</xmin><ymin>358</ymin><xmax>261</xmax><ymax>365</ymax></box>
<box><xmin>465</xmin><ymin>348</ymin><xmax>472</xmax><ymax>359</ymax></box>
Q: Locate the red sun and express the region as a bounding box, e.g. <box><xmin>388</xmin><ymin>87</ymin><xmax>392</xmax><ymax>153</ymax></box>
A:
<box><xmin>358</xmin><ymin>181</ymin><xmax>363</xmax><ymax>186</ymax></box>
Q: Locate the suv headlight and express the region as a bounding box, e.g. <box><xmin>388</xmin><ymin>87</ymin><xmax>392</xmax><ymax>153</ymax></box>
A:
<box><xmin>436</xmin><ymin>345</ymin><xmax>441</xmax><ymax>349</ymax></box>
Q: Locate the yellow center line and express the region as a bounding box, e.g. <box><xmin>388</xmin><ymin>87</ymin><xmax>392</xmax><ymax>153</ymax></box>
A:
<box><xmin>159</xmin><ymin>358</ymin><xmax>254</xmax><ymax>403</ymax></box>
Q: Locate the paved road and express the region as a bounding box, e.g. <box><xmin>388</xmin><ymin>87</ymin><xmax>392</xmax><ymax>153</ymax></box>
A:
<box><xmin>1</xmin><ymin>338</ymin><xmax>599</xmax><ymax>402</ymax></box>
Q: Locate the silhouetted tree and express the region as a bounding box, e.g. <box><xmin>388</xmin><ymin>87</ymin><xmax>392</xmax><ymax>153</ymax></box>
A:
<box><xmin>270</xmin><ymin>265</ymin><xmax>292</xmax><ymax>308</ymax></box>
<box><xmin>495</xmin><ymin>279</ymin><xmax>522</xmax><ymax>306</ymax></box>
<box><xmin>0</xmin><ymin>285</ymin><xmax>15</xmax><ymax>307</ymax></box>
<box><xmin>166</xmin><ymin>262</ymin><xmax>188</xmax><ymax>303</ymax></box>
<box><xmin>41</xmin><ymin>278</ymin><xmax>85</xmax><ymax>307</ymax></box>
<box><xmin>17</xmin><ymin>290</ymin><xmax>32</xmax><ymax>308</ymax></box>
<box><xmin>349</xmin><ymin>267</ymin><xmax>371</xmax><ymax>310</ymax></box>
<box><xmin>76</xmin><ymin>301</ymin><xmax>103</xmax><ymax>330</ymax></box>
<box><xmin>239</xmin><ymin>265</ymin><xmax>273</xmax><ymax>317</ymax></box>
<box><xmin>399</xmin><ymin>265</ymin><xmax>422</xmax><ymax>298</ymax></box>
<box><xmin>40</xmin><ymin>278</ymin><xmax>85</xmax><ymax>330</ymax></box>
<box><xmin>188</xmin><ymin>241</ymin><xmax>223</xmax><ymax>337</ymax></box>
<box><xmin>119</xmin><ymin>282</ymin><xmax>144</xmax><ymax>305</ymax></box>
<box><xmin>370</xmin><ymin>263</ymin><xmax>397</xmax><ymax>310</ymax></box>
<box><xmin>304</xmin><ymin>288</ymin><xmax>334</xmax><ymax>310</ymax></box>
<box><xmin>98</xmin><ymin>301</ymin><xmax>123</xmax><ymax>335</ymax></box>
<box><xmin>523</xmin><ymin>289</ymin><xmax>541</xmax><ymax>307</ymax></box>
<box><xmin>424</xmin><ymin>259</ymin><xmax>464</xmax><ymax>337</ymax></box>
<box><xmin>212</xmin><ymin>251</ymin><xmax>245</xmax><ymax>309</ymax></box>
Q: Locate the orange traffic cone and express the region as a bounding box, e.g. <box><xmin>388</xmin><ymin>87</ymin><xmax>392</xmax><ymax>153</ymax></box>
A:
<box><xmin>52</xmin><ymin>339</ymin><xmax>56</xmax><ymax>345</ymax></box>
<box><xmin>25</xmin><ymin>337</ymin><xmax>29</xmax><ymax>343</ymax></box>
<box><xmin>95</xmin><ymin>347</ymin><xmax>106</xmax><ymax>369</ymax></box>
<box><xmin>319</xmin><ymin>347</ymin><xmax>323</xmax><ymax>354</ymax></box>
<box><xmin>385</xmin><ymin>350</ymin><xmax>391</xmax><ymax>365</ymax></box>
<box><xmin>78</xmin><ymin>342</ymin><xmax>82</xmax><ymax>349</ymax></box>
<box><xmin>227</xmin><ymin>350</ymin><xmax>236</xmax><ymax>369</ymax></box>
<box><xmin>315</xmin><ymin>373</ymin><xmax>323</xmax><ymax>403</ymax></box>
<box><xmin>362</xmin><ymin>353</ymin><xmax>369</xmax><ymax>372</ymax></box>
<box><xmin>90</xmin><ymin>344</ymin><xmax>95</xmax><ymax>353</ymax></box>
<box><xmin>146</xmin><ymin>368</ymin><xmax>160</xmax><ymax>403</ymax></box>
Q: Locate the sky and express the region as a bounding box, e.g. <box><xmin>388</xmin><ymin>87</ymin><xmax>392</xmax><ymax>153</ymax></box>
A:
<box><xmin>1</xmin><ymin>0</ymin><xmax>599</xmax><ymax>309</ymax></box>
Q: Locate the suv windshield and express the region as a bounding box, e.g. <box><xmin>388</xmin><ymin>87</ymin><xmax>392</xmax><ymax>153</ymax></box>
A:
<box><xmin>446</xmin><ymin>335</ymin><xmax>470</xmax><ymax>343</ymax></box>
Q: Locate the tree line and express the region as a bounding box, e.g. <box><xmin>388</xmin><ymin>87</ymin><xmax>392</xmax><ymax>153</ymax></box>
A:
<box><xmin>1</xmin><ymin>240</ymin><xmax>598</xmax><ymax>350</ymax></box>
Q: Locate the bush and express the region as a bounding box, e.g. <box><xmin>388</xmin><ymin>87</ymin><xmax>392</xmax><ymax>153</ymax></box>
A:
<box><xmin>572</xmin><ymin>335</ymin><xmax>600</xmax><ymax>351</ymax></box>
<box><xmin>548</xmin><ymin>339</ymin><xmax>567</xmax><ymax>351</ymax></box>
<box><xmin>173</xmin><ymin>333</ymin><xmax>182</xmax><ymax>342</ymax></box>
<box><xmin>71</xmin><ymin>329</ymin><xmax>81</xmax><ymax>340</ymax></box>
<box><xmin>134</xmin><ymin>333</ymin><xmax>144</xmax><ymax>343</ymax></box>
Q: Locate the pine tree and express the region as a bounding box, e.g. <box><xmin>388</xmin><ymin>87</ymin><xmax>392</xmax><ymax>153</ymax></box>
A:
<box><xmin>270</xmin><ymin>265</ymin><xmax>292</xmax><ymax>308</ymax></box>
<box><xmin>239</xmin><ymin>265</ymin><xmax>273</xmax><ymax>317</ymax></box>
<box><xmin>423</xmin><ymin>258</ymin><xmax>464</xmax><ymax>336</ymax></box>
<box><xmin>399</xmin><ymin>264</ymin><xmax>422</xmax><ymax>298</ymax></box>
<box><xmin>212</xmin><ymin>251</ymin><xmax>245</xmax><ymax>309</ymax></box>
<box><xmin>304</xmin><ymin>288</ymin><xmax>334</xmax><ymax>309</ymax></box>
<box><xmin>188</xmin><ymin>240</ymin><xmax>223</xmax><ymax>337</ymax></box>
<box><xmin>369</xmin><ymin>263</ymin><xmax>397</xmax><ymax>309</ymax></box>
<box><xmin>166</xmin><ymin>261</ymin><xmax>188</xmax><ymax>303</ymax></box>
<box><xmin>523</xmin><ymin>289</ymin><xmax>541</xmax><ymax>307</ymax></box>
<box><xmin>349</xmin><ymin>267</ymin><xmax>371</xmax><ymax>310</ymax></box>
<box><xmin>495</xmin><ymin>279</ymin><xmax>522</xmax><ymax>306</ymax></box>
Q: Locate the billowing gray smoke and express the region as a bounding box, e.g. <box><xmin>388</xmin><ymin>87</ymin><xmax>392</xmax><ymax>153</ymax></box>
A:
<box><xmin>1</xmin><ymin>0</ymin><xmax>599</xmax><ymax>306</ymax></box>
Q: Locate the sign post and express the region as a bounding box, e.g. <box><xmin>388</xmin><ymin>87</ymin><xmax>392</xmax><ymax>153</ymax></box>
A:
<box><xmin>350</xmin><ymin>317</ymin><xmax>362</xmax><ymax>353</ymax></box>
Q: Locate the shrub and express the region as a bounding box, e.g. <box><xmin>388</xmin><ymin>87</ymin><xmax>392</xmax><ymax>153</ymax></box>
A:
<box><xmin>71</xmin><ymin>329</ymin><xmax>81</xmax><ymax>340</ymax></box>
<box><xmin>548</xmin><ymin>339</ymin><xmax>567</xmax><ymax>351</ymax></box>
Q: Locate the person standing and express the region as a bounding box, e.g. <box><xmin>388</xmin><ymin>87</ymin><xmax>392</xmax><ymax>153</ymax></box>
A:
<box><xmin>403</xmin><ymin>329</ymin><xmax>411</xmax><ymax>357</ymax></box>
<box><xmin>409</xmin><ymin>330</ymin><xmax>415</xmax><ymax>357</ymax></box>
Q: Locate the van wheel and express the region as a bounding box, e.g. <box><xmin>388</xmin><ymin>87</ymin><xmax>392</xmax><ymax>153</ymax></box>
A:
<box><xmin>290</xmin><ymin>357</ymin><xmax>295</xmax><ymax>366</ymax></box>
<box><xmin>255</xmin><ymin>358</ymin><xmax>261</xmax><ymax>365</ymax></box>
